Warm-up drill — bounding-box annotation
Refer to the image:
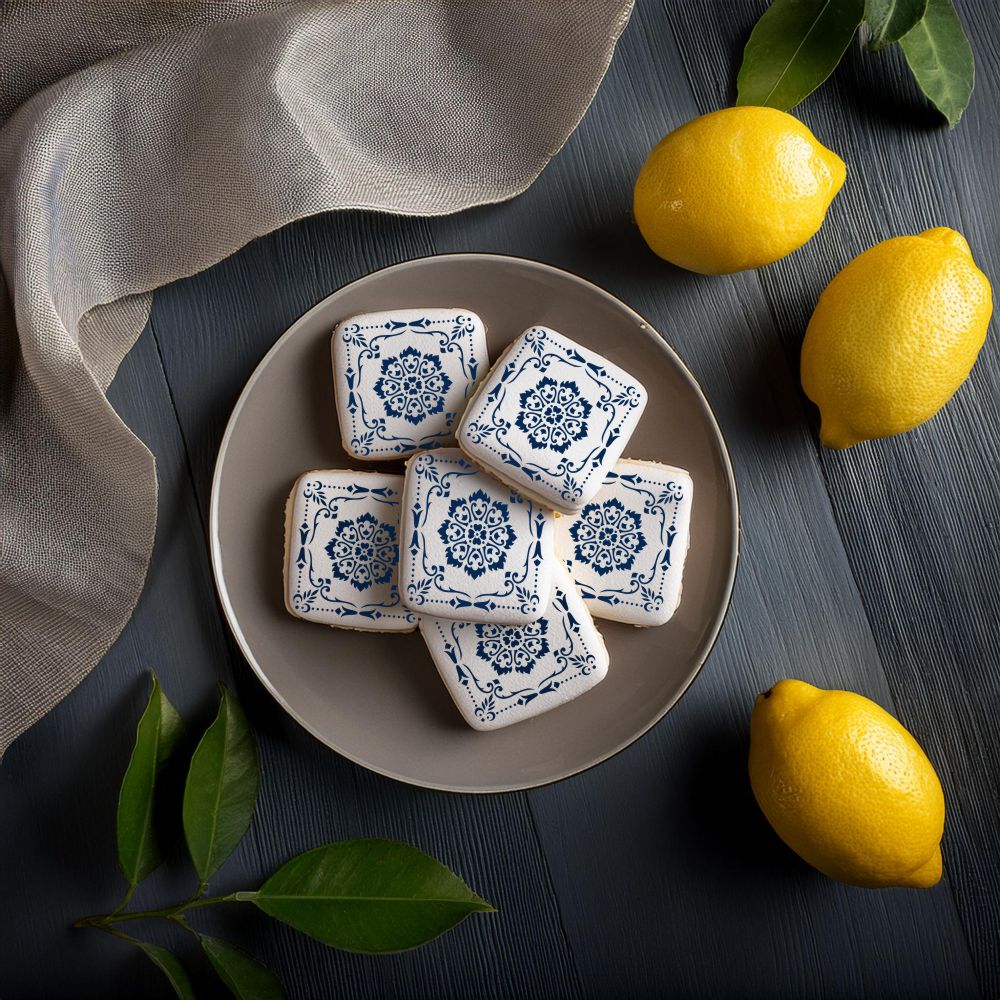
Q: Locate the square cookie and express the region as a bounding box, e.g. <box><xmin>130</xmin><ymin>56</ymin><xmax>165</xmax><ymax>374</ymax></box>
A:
<box><xmin>284</xmin><ymin>470</ymin><xmax>417</xmax><ymax>632</ymax></box>
<box><xmin>332</xmin><ymin>308</ymin><xmax>488</xmax><ymax>460</ymax></box>
<box><xmin>420</xmin><ymin>562</ymin><xmax>609</xmax><ymax>730</ymax></box>
<box><xmin>457</xmin><ymin>325</ymin><xmax>647</xmax><ymax>513</ymax></box>
<box><xmin>399</xmin><ymin>448</ymin><xmax>555</xmax><ymax>624</ymax></box>
<box><xmin>555</xmin><ymin>459</ymin><xmax>693</xmax><ymax>627</ymax></box>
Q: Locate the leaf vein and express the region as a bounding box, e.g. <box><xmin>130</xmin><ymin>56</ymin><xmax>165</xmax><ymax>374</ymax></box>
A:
<box><xmin>202</xmin><ymin>703</ymin><xmax>230</xmax><ymax>873</ymax></box>
<box><xmin>259</xmin><ymin>895</ymin><xmax>490</xmax><ymax>905</ymax></box>
<box><xmin>762</xmin><ymin>0</ymin><xmax>836</xmax><ymax>105</ymax></box>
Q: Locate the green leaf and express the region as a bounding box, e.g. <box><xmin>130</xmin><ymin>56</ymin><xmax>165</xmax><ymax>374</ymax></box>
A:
<box><xmin>736</xmin><ymin>0</ymin><xmax>865</xmax><ymax>110</ymax></box>
<box><xmin>899</xmin><ymin>0</ymin><xmax>974</xmax><ymax>127</ymax></box>
<box><xmin>134</xmin><ymin>940</ymin><xmax>196</xmax><ymax>1000</ymax></box>
<box><xmin>182</xmin><ymin>686</ymin><xmax>260</xmax><ymax>881</ymax></box>
<box><xmin>199</xmin><ymin>935</ymin><xmax>285</xmax><ymax>1000</ymax></box>
<box><xmin>864</xmin><ymin>0</ymin><xmax>927</xmax><ymax>49</ymax></box>
<box><xmin>116</xmin><ymin>674</ymin><xmax>185</xmax><ymax>888</ymax></box>
<box><xmin>254</xmin><ymin>839</ymin><xmax>495</xmax><ymax>954</ymax></box>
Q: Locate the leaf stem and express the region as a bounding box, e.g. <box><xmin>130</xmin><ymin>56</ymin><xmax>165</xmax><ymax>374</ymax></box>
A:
<box><xmin>107</xmin><ymin>883</ymin><xmax>137</xmax><ymax>919</ymax></box>
<box><xmin>73</xmin><ymin>890</ymin><xmax>254</xmax><ymax>929</ymax></box>
<box><xmin>183</xmin><ymin>890</ymin><xmax>258</xmax><ymax>909</ymax></box>
<box><xmin>104</xmin><ymin>925</ymin><xmax>143</xmax><ymax>945</ymax></box>
<box><xmin>168</xmin><ymin>914</ymin><xmax>199</xmax><ymax>938</ymax></box>
<box><xmin>73</xmin><ymin>920</ymin><xmax>144</xmax><ymax>947</ymax></box>
<box><xmin>181</xmin><ymin>879</ymin><xmax>208</xmax><ymax>907</ymax></box>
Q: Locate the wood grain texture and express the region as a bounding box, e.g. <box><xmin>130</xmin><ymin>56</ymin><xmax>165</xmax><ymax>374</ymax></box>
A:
<box><xmin>146</xmin><ymin>209</ymin><xmax>586</xmax><ymax>1000</ymax></box>
<box><xmin>669</xmin><ymin>2</ymin><xmax>1000</xmax><ymax>992</ymax></box>
<box><xmin>1</xmin><ymin>0</ymin><xmax>996</xmax><ymax>996</ymax></box>
<box><xmin>0</xmin><ymin>328</ymin><xmax>240</xmax><ymax>997</ymax></box>
<box><xmin>424</xmin><ymin>1</ymin><xmax>987</xmax><ymax>994</ymax></box>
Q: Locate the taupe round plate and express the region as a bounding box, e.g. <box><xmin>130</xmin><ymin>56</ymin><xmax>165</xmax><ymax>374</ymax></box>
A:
<box><xmin>211</xmin><ymin>254</ymin><xmax>738</xmax><ymax>792</ymax></box>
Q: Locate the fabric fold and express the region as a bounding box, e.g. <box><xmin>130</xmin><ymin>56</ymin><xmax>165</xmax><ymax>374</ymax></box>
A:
<box><xmin>0</xmin><ymin>0</ymin><xmax>633</xmax><ymax>754</ymax></box>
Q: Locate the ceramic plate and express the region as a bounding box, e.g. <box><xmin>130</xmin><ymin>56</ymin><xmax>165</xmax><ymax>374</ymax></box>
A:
<box><xmin>210</xmin><ymin>254</ymin><xmax>738</xmax><ymax>792</ymax></box>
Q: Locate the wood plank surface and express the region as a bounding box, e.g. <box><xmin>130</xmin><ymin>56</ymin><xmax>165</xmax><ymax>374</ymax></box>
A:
<box><xmin>2</xmin><ymin>1</ymin><xmax>996</xmax><ymax>997</ymax></box>
<box><xmin>146</xmin><ymin>213</ymin><xmax>588</xmax><ymax>998</ymax></box>
<box><xmin>671</xmin><ymin>3</ymin><xmax>1000</xmax><ymax>992</ymax></box>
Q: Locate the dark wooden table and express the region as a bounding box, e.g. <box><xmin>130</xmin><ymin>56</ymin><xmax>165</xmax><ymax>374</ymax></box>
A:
<box><xmin>3</xmin><ymin>2</ymin><xmax>997</xmax><ymax>997</ymax></box>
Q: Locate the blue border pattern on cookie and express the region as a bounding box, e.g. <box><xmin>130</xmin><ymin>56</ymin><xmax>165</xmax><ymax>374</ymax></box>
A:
<box><xmin>568</xmin><ymin>468</ymin><xmax>686</xmax><ymax>616</ymax></box>
<box><xmin>424</xmin><ymin>589</ymin><xmax>601</xmax><ymax>725</ymax></box>
<box><xmin>339</xmin><ymin>313</ymin><xmax>483</xmax><ymax>457</ymax></box>
<box><xmin>291</xmin><ymin>479</ymin><xmax>416</xmax><ymax>625</ymax></box>
<box><xmin>462</xmin><ymin>326</ymin><xmax>644</xmax><ymax>506</ymax></box>
<box><xmin>404</xmin><ymin>452</ymin><xmax>550</xmax><ymax>618</ymax></box>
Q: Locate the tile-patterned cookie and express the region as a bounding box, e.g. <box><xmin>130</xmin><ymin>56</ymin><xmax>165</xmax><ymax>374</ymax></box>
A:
<box><xmin>399</xmin><ymin>448</ymin><xmax>555</xmax><ymax>625</ymax></box>
<box><xmin>457</xmin><ymin>325</ymin><xmax>647</xmax><ymax>513</ymax></box>
<box><xmin>420</xmin><ymin>562</ymin><xmax>609</xmax><ymax>730</ymax></box>
<box><xmin>555</xmin><ymin>459</ymin><xmax>693</xmax><ymax>626</ymax></box>
<box><xmin>284</xmin><ymin>470</ymin><xmax>417</xmax><ymax>632</ymax></box>
<box><xmin>331</xmin><ymin>308</ymin><xmax>488</xmax><ymax>460</ymax></box>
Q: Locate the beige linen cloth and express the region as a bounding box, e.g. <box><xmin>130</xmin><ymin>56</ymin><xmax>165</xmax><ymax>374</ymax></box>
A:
<box><xmin>0</xmin><ymin>1</ymin><xmax>633</xmax><ymax>753</ymax></box>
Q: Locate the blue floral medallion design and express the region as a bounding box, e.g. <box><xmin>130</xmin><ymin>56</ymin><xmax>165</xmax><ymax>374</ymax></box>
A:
<box><xmin>460</xmin><ymin>326</ymin><xmax>646</xmax><ymax>507</ymax></box>
<box><xmin>437</xmin><ymin>489</ymin><xmax>517</xmax><ymax>579</ymax></box>
<box><xmin>515</xmin><ymin>376</ymin><xmax>591</xmax><ymax>453</ymax></box>
<box><xmin>474</xmin><ymin>620</ymin><xmax>549</xmax><ymax>675</ymax></box>
<box><xmin>401</xmin><ymin>450</ymin><xmax>553</xmax><ymax>622</ymax></box>
<box><xmin>325</xmin><ymin>512</ymin><xmax>398</xmax><ymax>592</ymax></box>
<box><xmin>289</xmin><ymin>474</ymin><xmax>415</xmax><ymax>629</ymax></box>
<box><xmin>556</xmin><ymin>466</ymin><xmax>690</xmax><ymax>624</ymax></box>
<box><xmin>568</xmin><ymin>497</ymin><xmax>646</xmax><ymax>577</ymax></box>
<box><xmin>335</xmin><ymin>311</ymin><xmax>486</xmax><ymax>460</ymax></box>
<box><xmin>420</xmin><ymin>579</ymin><xmax>606</xmax><ymax>728</ymax></box>
<box><xmin>373</xmin><ymin>346</ymin><xmax>453</xmax><ymax>426</ymax></box>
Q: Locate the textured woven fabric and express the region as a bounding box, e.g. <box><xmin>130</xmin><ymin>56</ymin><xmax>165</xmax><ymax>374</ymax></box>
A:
<box><xmin>0</xmin><ymin>1</ymin><xmax>633</xmax><ymax>753</ymax></box>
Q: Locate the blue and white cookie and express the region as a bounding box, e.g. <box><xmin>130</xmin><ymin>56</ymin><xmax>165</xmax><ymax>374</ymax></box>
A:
<box><xmin>284</xmin><ymin>470</ymin><xmax>417</xmax><ymax>633</ymax></box>
<box><xmin>555</xmin><ymin>459</ymin><xmax>693</xmax><ymax>627</ymax></box>
<box><xmin>457</xmin><ymin>325</ymin><xmax>647</xmax><ymax>513</ymax></box>
<box><xmin>419</xmin><ymin>562</ymin><xmax>609</xmax><ymax>730</ymax></box>
<box><xmin>399</xmin><ymin>448</ymin><xmax>555</xmax><ymax>625</ymax></box>
<box><xmin>332</xmin><ymin>308</ymin><xmax>488</xmax><ymax>460</ymax></box>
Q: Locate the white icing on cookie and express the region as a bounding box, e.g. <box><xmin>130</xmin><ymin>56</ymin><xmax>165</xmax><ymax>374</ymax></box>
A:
<box><xmin>399</xmin><ymin>448</ymin><xmax>555</xmax><ymax>625</ymax></box>
<box><xmin>419</xmin><ymin>562</ymin><xmax>608</xmax><ymax>730</ymax></box>
<box><xmin>555</xmin><ymin>459</ymin><xmax>692</xmax><ymax>627</ymax></box>
<box><xmin>332</xmin><ymin>308</ymin><xmax>488</xmax><ymax>460</ymax></box>
<box><xmin>284</xmin><ymin>470</ymin><xmax>417</xmax><ymax>632</ymax></box>
<box><xmin>458</xmin><ymin>325</ymin><xmax>646</xmax><ymax>513</ymax></box>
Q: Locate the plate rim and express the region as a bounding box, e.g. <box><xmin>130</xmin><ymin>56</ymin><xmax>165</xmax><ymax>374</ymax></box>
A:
<box><xmin>209</xmin><ymin>251</ymin><xmax>741</xmax><ymax>793</ymax></box>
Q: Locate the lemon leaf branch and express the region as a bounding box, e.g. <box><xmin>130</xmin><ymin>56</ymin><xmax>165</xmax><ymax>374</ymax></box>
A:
<box><xmin>736</xmin><ymin>0</ymin><xmax>974</xmax><ymax>126</ymax></box>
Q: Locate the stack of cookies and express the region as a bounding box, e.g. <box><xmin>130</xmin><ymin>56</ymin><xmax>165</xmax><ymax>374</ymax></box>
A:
<box><xmin>284</xmin><ymin>309</ymin><xmax>693</xmax><ymax>730</ymax></box>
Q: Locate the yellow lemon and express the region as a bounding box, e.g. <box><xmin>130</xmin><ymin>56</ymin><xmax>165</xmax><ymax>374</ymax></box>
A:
<box><xmin>632</xmin><ymin>106</ymin><xmax>845</xmax><ymax>274</ymax></box>
<box><xmin>802</xmin><ymin>227</ymin><xmax>992</xmax><ymax>448</ymax></box>
<box><xmin>749</xmin><ymin>679</ymin><xmax>945</xmax><ymax>889</ymax></box>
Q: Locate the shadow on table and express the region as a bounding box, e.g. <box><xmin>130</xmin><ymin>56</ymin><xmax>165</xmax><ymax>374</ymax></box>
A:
<box><xmin>676</xmin><ymin>725</ymin><xmax>818</xmax><ymax>891</ymax></box>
